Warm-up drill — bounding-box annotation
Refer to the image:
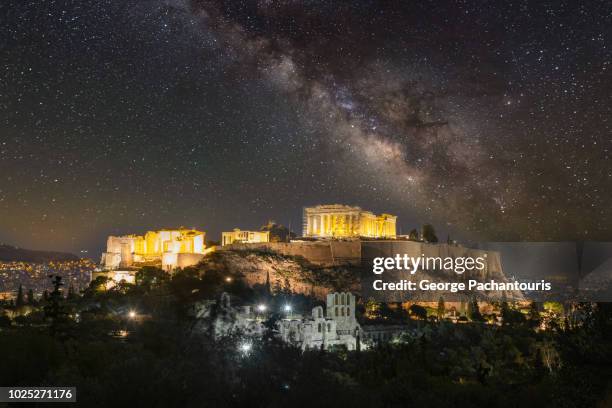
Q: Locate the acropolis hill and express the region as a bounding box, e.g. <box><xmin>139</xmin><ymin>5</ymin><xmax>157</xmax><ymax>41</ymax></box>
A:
<box><xmin>95</xmin><ymin>204</ymin><xmax>518</xmax><ymax>301</ymax></box>
<box><xmin>98</xmin><ymin>204</ymin><xmax>399</xmax><ymax>271</ymax></box>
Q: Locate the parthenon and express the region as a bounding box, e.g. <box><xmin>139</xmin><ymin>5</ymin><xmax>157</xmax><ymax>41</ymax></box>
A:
<box><xmin>302</xmin><ymin>205</ymin><xmax>397</xmax><ymax>239</ymax></box>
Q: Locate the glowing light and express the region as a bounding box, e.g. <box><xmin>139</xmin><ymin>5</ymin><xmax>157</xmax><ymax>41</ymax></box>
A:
<box><xmin>128</xmin><ymin>310</ymin><xmax>136</xmax><ymax>319</ymax></box>
<box><xmin>225</xmin><ymin>276</ymin><xmax>233</xmax><ymax>283</ymax></box>
<box><xmin>257</xmin><ymin>304</ymin><xmax>267</xmax><ymax>312</ymax></box>
<box><xmin>283</xmin><ymin>304</ymin><xmax>292</xmax><ymax>312</ymax></box>
<box><xmin>239</xmin><ymin>342</ymin><xmax>252</xmax><ymax>355</ymax></box>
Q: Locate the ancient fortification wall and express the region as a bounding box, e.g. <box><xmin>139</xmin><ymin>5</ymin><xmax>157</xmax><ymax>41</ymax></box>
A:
<box><xmin>220</xmin><ymin>241</ymin><xmax>361</xmax><ymax>265</ymax></box>
<box><xmin>221</xmin><ymin>240</ymin><xmax>503</xmax><ymax>275</ymax></box>
<box><xmin>217</xmin><ymin>240</ymin><xmax>518</xmax><ymax>301</ymax></box>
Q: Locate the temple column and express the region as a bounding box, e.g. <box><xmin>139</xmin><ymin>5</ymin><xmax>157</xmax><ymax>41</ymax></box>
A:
<box><xmin>333</xmin><ymin>214</ymin><xmax>337</xmax><ymax>236</ymax></box>
<box><xmin>320</xmin><ymin>214</ymin><xmax>325</xmax><ymax>236</ymax></box>
<box><xmin>311</xmin><ymin>215</ymin><xmax>316</xmax><ymax>235</ymax></box>
<box><xmin>345</xmin><ymin>214</ymin><xmax>350</xmax><ymax>235</ymax></box>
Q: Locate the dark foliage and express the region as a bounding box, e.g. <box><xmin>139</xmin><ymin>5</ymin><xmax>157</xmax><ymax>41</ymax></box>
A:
<box><xmin>0</xmin><ymin>272</ymin><xmax>610</xmax><ymax>407</ymax></box>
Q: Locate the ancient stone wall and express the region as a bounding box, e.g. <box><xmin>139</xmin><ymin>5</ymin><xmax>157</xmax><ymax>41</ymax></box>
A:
<box><xmin>220</xmin><ymin>241</ymin><xmax>361</xmax><ymax>265</ymax></box>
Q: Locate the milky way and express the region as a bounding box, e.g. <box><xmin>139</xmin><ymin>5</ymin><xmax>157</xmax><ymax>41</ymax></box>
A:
<box><xmin>1</xmin><ymin>0</ymin><xmax>610</xmax><ymax>253</ymax></box>
<box><xmin>185</xmin><ymin>0</ymin><xmax>611</xmax><ymax>240</ymax></box>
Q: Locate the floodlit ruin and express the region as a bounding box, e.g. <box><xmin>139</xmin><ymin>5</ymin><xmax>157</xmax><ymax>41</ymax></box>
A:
<box><xmin>302</xmin><ymin>204</ymin><xmax>396</xmax><ymax>239</ymax></box>
<box><xmin>100</xmin><ymin>228</ymin><xmax>207</xmax><ymax>271</ymax></box>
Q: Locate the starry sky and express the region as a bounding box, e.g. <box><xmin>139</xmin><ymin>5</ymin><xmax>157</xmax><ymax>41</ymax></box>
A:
<box><xmin>1</xmin><ymin>0</ymin><xmax>610</xmax><ymax>255</ymax></box>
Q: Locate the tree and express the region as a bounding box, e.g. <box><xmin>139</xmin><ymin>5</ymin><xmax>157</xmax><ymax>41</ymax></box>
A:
<box><xmin>261</xmin><ymin>221</ymin><xmax>296</xmax><ymax>242</ymax></box>
<box><xmin>437</xmin><ymin>296</ymin><xmax>446</xmax><ymax>320</ymax></box>
<box><xmin>408</xmin><ymin>229</ymin><xmax>419</xmax><ymax>241</ymax></box>
<box><xmin>528</xmin><ymin>301</ymin><xmax>541</xmax><ymax>328</ymax></box>
<box><xmin>27</xmin><ymin>289</ymin><xmax>35</xmax><ymax>305</ymax></box>
<box><xmin>535</xmin><ymin>341</ymin><xmax>561</xmax><ymax>373</ymax></box>
<box><xmin>500</xmin><ymin>292</ymin><xmax>509</xmax><ymax>319</ymax></box>
<box><xmin>15</xmin><ymin>285</ymin><xmax>25</xmax><ymax>307</ymax></box>
<box><xmin>499</xmin><ymin>295</ymin><xmax>526</xmax><ymax>326</ymax></box>
<box><xmin>364</xmin><ymin>298</ymin><xmax>381</xmax><ymax>320</ymax></box>
<box><xmin>543</xmin><ymin>301</ymin><xmax>564</xmax><ymax>316</ymax></box>
<box><xmin>168</xmin><ymin>267</ymin><xmax>202</xmax><ymax>301</ymax></box>
<box><xmin>43</xmin><ymin>275</ymin><xmax>70</xmax><ymax>337</ymax></box>
<box><xmin>409</xmin><ymin>304</ymin><xmax>428</xmax><ymax>320</ymax></box>
<box><xmin>265</xmin><ymin>271</ymin><xmax>272</xmax><ymax>297</ymax></box>
<box><xmin>67</xmin><ymin>284</ymin><xmax>77</xmax><ymax>300</ymax></box>
<box><xmin>468</xmin><ymin>297</ymin><xmax>483</xmax><ymax>321</ymax></box>
<box><xmin>135</xmin><ymin>266</ymin><xmax>169</xmax><ymax>290</ymax></box>
<box><xmin>421</xmin><ymin>224</ymin><xmax>438</xmax><ymax>243</ymax></box>
<box><xmin>86</xmin><ymin>276</ymin><xmax>110</xmax><ymax>294</ymax></box>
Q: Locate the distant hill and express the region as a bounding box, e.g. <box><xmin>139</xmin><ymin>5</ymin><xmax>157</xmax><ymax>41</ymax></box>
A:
<box><xmin>0</xmin><ymin>244</ymin><xmax>79</xmax><ymax>262</ymax></box>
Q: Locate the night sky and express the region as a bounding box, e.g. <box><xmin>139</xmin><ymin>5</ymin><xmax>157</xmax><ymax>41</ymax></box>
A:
<box><xmin>1</xmin><ymin>0</ymin><xmax>610</xmax><ymax>255</ymax></box>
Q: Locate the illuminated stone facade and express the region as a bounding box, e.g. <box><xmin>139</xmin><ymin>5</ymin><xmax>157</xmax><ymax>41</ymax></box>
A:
<box><xmin>278</xmin><ymin>292</ymin><xmax>363</xmax><ymax>351</ymax></box>
<box><xmin>302</xmin><ymin>204</ymin><xmax>396</xmax><ymax>239</ymax></box>
<box><xmin>101</xmin><ymin>228</ymin><xmax>206</xmax><ymax>270</ymax></box>
<box><xmin>221</xmin><ymin>229</ymin><xmax>270</xmax><ymax>246</ymax></box>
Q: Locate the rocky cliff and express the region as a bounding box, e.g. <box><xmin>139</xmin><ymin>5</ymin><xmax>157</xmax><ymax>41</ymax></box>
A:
<box><xmin>197</xmin><ymin>249</ymin><xmax>359</xmax><ymax>299</ymax></box>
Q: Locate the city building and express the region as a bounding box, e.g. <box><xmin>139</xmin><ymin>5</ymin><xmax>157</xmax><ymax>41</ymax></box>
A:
<box><xmin>100</xmin><ymin>228</ymin><xmax>207</xmax><ymax>271</ymax></box>
<box><xmin>0</xmin><ymin>259</ymin><xmax>94</xmax><ymax>296</ymax></box>
<box><xmin>221</xmin><ymin>229</ymin><xmax>270</xmax><ymax>246</ymax></box>
<box><xmin>278</xmin><ymin>292</ymin><xmax>363</xmax><ymax>350</ymax></box>
<box><xmin>302</xmin><ymin>204</ymin><xmax>397</xmax><ymax>239</ymax></box>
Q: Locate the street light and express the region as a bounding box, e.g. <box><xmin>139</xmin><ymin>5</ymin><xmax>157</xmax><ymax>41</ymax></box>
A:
<box><xmin>283</xmin><ymin>304</ymin><xmax>292</xmax><ymax>318</ymax></box>
<box><xmin>128</xmin><ymin>310</ymin><xmax>136</xmax><ymax>319</ymax></box>
<box><xmin>257</xmin><ymin>304</ymin><xmax>267</xmax><ymax>312</ymax></box>
<box><xmin>225</xmin><ymin>276</ymin><xmax>233</xmax><ymax>283</ymax></box>
<box><xmin>239</xmin><ymin>341</ymin><xmax>252</xmax><ymax>355</ymax></box>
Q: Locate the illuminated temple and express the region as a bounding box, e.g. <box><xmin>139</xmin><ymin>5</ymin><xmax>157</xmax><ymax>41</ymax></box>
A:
<box><xmin>302</xmin><ymin>205</ymin><xmax>397</xmax><ymax>239</ymax></box>
<box><xmin>100</xmin><ymin>228</ymin><xmax>206</xmax><ymax>271</ymax></box>
<box><xmin>221</xmin><ymin>229</ymin><xmax>270</xmax><ymax>246</ymax></box>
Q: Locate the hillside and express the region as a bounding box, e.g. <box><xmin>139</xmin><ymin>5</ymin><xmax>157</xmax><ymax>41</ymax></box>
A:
<box><xmin>199</xmin><ymin>249</ymin><xmax>359</xmax><ymax>298</ymax></box>
<box><xmin>205</xmin><ymin>246</ymin><xmax>523</xmax><ymax>302</ymax></box>
<box><xmin>0</xmin><ymin>244</ymin><xmax>79</xmax><ymax>262</ymax></box>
